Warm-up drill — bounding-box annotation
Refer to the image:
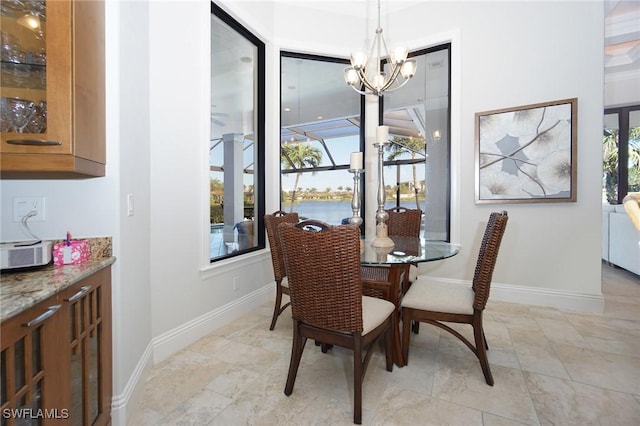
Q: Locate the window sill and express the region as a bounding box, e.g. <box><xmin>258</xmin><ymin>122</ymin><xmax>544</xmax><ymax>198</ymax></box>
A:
<box><xmin>199</xmin><ymin>248</ymin><xmax>270</xmax><ymax>281</ymax></box>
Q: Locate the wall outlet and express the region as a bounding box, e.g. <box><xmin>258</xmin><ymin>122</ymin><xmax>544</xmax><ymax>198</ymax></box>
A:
<box><xmin>233</xmin><ymin>277</ymin><xmax>240</xmax><ymax>292</ymax></box>
<box><xmin>13</xmin><ymin>197</ymin><xmax>46</xmax><ymax>222</ymax></box>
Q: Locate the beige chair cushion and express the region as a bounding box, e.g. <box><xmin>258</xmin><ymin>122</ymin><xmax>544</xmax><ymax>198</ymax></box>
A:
<box><xmin>362</xmin><ymin>296</ymin><xmax>395</xmax><ymax>335</ymax></box>
<box><xmin>408</xmin><ymin>265</ymin><xmax>418</xmax><ymax>282</ymax></box>
<box><xmin>281</xmin><ymin>276</ymin><xmax>289</xmax><ymax>288</ymax></box>
<box><xmin>401</xmin><ymin>278</ymin><xmax>474</xmax><ymax>315</ymax></box>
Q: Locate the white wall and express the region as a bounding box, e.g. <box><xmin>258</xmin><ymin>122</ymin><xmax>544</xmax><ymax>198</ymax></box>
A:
<box><xmin>0</xmin><ymin>0</ymin><xmax>606</xmax><ymax>421</ymax></box>
<box><xmin>392</xmin><ymin>1</ymin><xmax>605</xmax><ymax>300</ymax></box>
<box><xmin>147</xmin><ymin>0</ymin><xmax>274</xmax><ymax>356</ymax></box>
<box><xmin>108</xmin><ymin>1</ymin><xmax>153</xmax><ymax>422</ymax></box>
<box><xmin>237</xmin><ymin>0</ymin><xmax>605</xmax><ymax>302</ymax></box>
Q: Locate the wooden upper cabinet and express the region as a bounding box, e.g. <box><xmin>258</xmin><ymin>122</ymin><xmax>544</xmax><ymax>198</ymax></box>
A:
<box><xmin>0</xmin><ymin>0</ymin><xmax>105</xmax><ymax>178</ymax></box>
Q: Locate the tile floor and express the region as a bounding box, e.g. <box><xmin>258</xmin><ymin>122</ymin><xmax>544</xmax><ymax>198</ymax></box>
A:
<box><xmin>129</xmin><ymin>263</ymin><xmax>640</xmax><ymax>425</ymax></box>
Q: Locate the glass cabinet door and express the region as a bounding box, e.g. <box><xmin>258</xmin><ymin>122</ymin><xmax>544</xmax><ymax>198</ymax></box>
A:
<box><xmin>1</xmin><ymin>0</ymin><xmax>72</xmax><ymax>153</ymax></box>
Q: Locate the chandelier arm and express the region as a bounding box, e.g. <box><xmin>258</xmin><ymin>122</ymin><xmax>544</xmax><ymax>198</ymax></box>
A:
<box><xmin>356</xmin><ymin>68</ymin><xmax>378</xmax><ymax>94</ymax></box>
<box><xmin>379</xmin><ymin>64</ymin><xmax>404</xmax><ymax>92</ymax></box>
<box><xmin>389</xmin><ymin>76</ymin><xmax>412</xmax><ymax>92</ymax></box>
<box><xmin>349</xmin><ymin>86</ymin><xmax>369</xmax><ymax>96</ymax></box>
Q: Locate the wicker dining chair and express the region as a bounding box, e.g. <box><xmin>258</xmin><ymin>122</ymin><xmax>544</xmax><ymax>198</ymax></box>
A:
<box><xmin>264</xmin><ymin>210</ymin><xmax>299</xmax><ymax>330</ymax></box>
<box><xmin>279</xmin><ymin>220</ymin><xmax>395</xmax><ymax>424</ymax></box>
<box><xmin>361</xmin><ymin>206</ymin><xmax>423</xmax><ymax>299</ymax></box>
<box><xmin>386</xmin><ymin>206</ymin><xmax>422</xmax><ymax>237</ymax></box>
<box><xmin>401</xmin><ymin>211</ymin><xmax>508</xmax><ymax>386</ymax></box>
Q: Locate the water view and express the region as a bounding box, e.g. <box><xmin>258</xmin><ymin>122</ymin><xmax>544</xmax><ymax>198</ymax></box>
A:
<box><xmin>210</xmin><ymin>199</ymin><xmax>426</xmax><ymax>257</ymax></box>
<box><xmin>282</xmin><ymin>199</ymin><xmax>424</xmax><ymax>225</ymax></box>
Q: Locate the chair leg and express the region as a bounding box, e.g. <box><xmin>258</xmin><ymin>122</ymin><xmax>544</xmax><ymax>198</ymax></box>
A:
<box><xmin>385</xmin><ymin>321</ymin><xmax>393</xmax><ymax>372</ymax></box>
<box><xmin>412</xmin><ymin>321</ymin><xmax>420</xmax><ymax>334</ymax></box>
<box><xmin>401</xmin><ymin>309</ymin><xmax>412</xmax><ymax>365</ymax></box>
<box><xmin>353</xmin><ymin>334</ymin><xmax>363</xmax><ymax>425</ymax></box>
<box><xmin>285</xmin><ymin>321</ymin><xmax>307</xmax><ymax>395</ymax></box>
<box><xmin>473</xmin><ymin>315</ymin><xmax>494</xmax><ymax>386</ymax></box>
<box><xmin>269</xmin><ymin>283</ymin><xmax>284</xmax><ymax>330</ymax></box>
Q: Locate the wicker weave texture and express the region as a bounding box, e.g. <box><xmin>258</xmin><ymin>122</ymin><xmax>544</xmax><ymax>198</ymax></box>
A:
<box><xmin>472</xmin><ymin>211</ymin><xmax>508</xmax><ymax>310</ymax></box>
<box><xmin>386</xmin><ymin>207</ymin><xmax>422</xmax><ymax>237</ymax></box>
<box><xmin>264</xmin><ymin>210</ymin><xmax>299</xmax><ymax>282</ymax></box>
<box><xmin>279</xmin><ymin>221</ymin><xmax>364</xmax><ymax>333</ymax></box>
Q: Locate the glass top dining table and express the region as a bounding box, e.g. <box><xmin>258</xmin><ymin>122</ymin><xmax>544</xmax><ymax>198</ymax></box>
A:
<box><xmin>360</xmin><ymin>236</ymin><xmax>460</xmax><ymax>265</ymax></box>
<box><xmin>359</xmin><ymin>236</ymin><xmax>460</xmax><ymax>367</ymax></box>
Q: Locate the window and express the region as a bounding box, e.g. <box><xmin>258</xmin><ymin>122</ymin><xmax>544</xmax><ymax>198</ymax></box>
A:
<box><xmin>279</xmin><ymin>44</ymin><xmax>451</xmax><ymax>241</ymax></box>
<box><xmin>280</xmin><ymin>53</ymin><xmax>361</xmax><ymax>225</ymax></box>
<box><xmin>382</xmin><ymin>45</ymin><xmax>451</xmax><ymax>241</ymax></box>
<box><xmin>209</xmin><ymin>2</ymin><xmax>265</xmax><ymax>261</ymax></box>
<box><xmin>603</xmin><ymin>105</ymin><xmax>640</xmax><ymax>204</ymax></box>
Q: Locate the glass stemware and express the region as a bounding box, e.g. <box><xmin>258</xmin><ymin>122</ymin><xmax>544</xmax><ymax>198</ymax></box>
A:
<box><xmin>4</xmin><ymin>97</ymin><xmax>36</xmax><ymax>133</ymax></box>
<box><xmin>0</xmin><ymin>98</ymin><xmax>10</xmax><ymax>133</ymax></box>
<box><xmin>25</xmin><ymin>100</ymin><xmax>46</xmax><ymax>133</ymax></box>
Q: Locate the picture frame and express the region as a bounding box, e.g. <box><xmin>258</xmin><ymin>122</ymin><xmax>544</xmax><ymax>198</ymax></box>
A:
<box><xmin>475</xmin><ymin>98</ymin><xmax>578</xmax><ymax>204</ymax></box>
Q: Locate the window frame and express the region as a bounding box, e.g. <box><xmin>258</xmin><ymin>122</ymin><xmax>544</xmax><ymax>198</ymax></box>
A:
<box><xmin>604</xmin><ymin>104</ymin><xmax>640</xmax><ymax>204</ymax></box>
<box><xmin>209</xmin><ymin>1</ymin><xmax>265</xmax><ymax>263</ymax></box>
<box><xmin>279</xmin><ymin>44</ymin><xmax>451</xmax><ymax>240</ymax></box>
<box><xmin>380</xmin><ymin>43</ymin><xmax>452</xmax><ymax>242</ymax></box>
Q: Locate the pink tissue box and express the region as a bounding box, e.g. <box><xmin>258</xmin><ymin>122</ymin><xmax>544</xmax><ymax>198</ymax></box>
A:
<box><xmin>53</xmin><ymin>240</ymin><xmax>90</xmax><ymax>266</ymax></box>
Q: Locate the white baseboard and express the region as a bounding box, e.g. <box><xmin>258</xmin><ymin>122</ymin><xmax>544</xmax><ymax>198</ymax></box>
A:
<box><xmin>110</xmin><ymin>343</ymin><xmax>153</xmax><ymax>425</ymax></box>
<box><xmin>152</xmin><ymin>284</ymin><xmax>272</xmax><ymax>363</ymax></box>
<box><xmin>109</xmin><ymin>283</ymin><xmax>273</xmax><ymax>424</ymax></box>
<box><xmin>421</xmin><ymin>276</ymin><xmax>604</xmax><ymax>314</ymax></box>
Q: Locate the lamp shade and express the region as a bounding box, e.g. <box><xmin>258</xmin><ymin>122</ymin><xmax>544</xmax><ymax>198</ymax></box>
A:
<box><xmin>344</xmin><ymin>68</ymin><xmax>359</xmax><ymax>86</ymax></box>
<box><xmin>401</xmin><ymin>59</ymin><xmax>417</xmax><ymax>79</ymax></box>
<box><xmin>350</xmin><ymin>51</ymin><xmax>367</xmax><ymax>69</ymax></box>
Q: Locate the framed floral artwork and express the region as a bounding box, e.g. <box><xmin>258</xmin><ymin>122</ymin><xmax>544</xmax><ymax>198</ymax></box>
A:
<box><xmin>475</xmin><ymin>98</ymin><xmax>578</xmax><ymax>204</ymax></box>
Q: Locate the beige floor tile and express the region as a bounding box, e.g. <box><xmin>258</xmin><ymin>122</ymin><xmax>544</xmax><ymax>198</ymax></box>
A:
<box><xmin>508</xmin><ymin>327</ymin><xmax>571</xmax><ymax>380</ymax></box>
<box><xmin>129</xmin><ymin>263</ymin><xmax>640</xmax><ymax>425</ymax></box>
<box><xmin>534</xmin><ymin>317</ymin><xmax>589</xmax><ymax>348</ymax></box>
<box><xmin>525</xmin><ymin>371</ymin><xmax>640</xmax><ymax>426</ymax></box>
<box><xmin>372</xmin><ymin>388</ymin><xmax>484</xmax><ymax>425</ymax></box>
<box><xmin>552</xmin><ymin>343</ymin><xmax>640</xmax><ymax>394</ymax></box>
<box><xmin>482</xmin><ymin>412</ymin><xmax>532</xmax><ymax>426</ymax></box>
<box><xmin>432</xmin><ymin>357</ymin><xmax>539</xmax><ymax>425</ymax></box>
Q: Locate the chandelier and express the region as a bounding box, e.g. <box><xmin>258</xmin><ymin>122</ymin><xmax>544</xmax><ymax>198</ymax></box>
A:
<box><xmin>344</xmin><ymin>0</ymin><xmax>417</xmax><ymax>96</ymax></box>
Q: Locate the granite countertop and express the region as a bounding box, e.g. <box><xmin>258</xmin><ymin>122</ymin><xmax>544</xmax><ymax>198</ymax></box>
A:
<box><xmin>0</xmin><ymin>237</ymin><xmax>115</xmax><ymax>322</ymax></box>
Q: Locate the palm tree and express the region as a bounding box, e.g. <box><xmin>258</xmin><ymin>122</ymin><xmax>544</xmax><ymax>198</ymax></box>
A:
<box><xmin>386</xmin><ymin>136</ymin><xmax>427</xmax><ymax>209</ymax></box>
<box><xmin>603</xmin><ymin>127</ymin><xmax>640</xmax><ymax>203</ymax></box>
<box><xmin>603</xmin><ymin>129</ymin><xmax>619</xmax><ymax>204</ymax></box>
<box><xmin>281</xmin><ymin>142</ymin><xmax>322</xmax><ymax>212</ymax></box>
<box><xmin>630</xmin><ymin>129</ymin><xmax>640</xmax><ymax>192</ymax></box>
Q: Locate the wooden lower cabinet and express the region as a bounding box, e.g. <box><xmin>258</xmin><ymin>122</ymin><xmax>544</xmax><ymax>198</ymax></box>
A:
<box><xmin>59</xmin><ymin>268</ymin><xmax>112</xmax><ymax>426</ymax></box>
<box><xmin>0</xmin><ymin>296</ymin><xmax>65</xmax><ymax>425</ymax></box>
<box><xmin>0</xmin><ymin>267</ymin><xmax>112</xmax><ymax>425</ymax></box>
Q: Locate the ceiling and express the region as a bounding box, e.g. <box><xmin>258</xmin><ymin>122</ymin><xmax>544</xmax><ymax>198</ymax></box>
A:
<box><xmin>605</xmin><ymin>0</ymin><xmax>640</xmax><ymax>80</ymax></box>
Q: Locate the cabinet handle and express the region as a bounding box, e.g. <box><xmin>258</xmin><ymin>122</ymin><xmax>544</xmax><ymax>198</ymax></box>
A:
<box><xmin>23</xmin><ymin>305</ymin><xmax>61</xmax><ymax>328</ymax></box>
<box><xmin>6</xmin><ymin>139</ymin><xmax>62</xmax><ymax>146</ymax></box>
<box><xmin>65</xmin><ymin>285</ymin><xmax>92</xmax><ymax>302</ymax></box>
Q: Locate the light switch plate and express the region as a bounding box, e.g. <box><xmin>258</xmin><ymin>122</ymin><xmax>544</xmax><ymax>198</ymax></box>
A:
<box><xmin>127</xmin><ymin>194</ymin><xmax>134</xmax><ymax>216</ymax></box>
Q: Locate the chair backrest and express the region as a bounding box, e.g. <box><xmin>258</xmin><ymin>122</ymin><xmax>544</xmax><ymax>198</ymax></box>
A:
<box><xmin>234</xmin><ymin>220</ymin><xmax>255</xmax><ymax>250</ymax></box>
<box><xmin>264</xmin><ymin>210</ymin><xmax>299</xmax><ymax>282</ymax></box>
<box><xmin>386</xmin><ymin>206</ymin><xmax>422</xmax><ymax>237</ymax></box>
<box><xmin>472</xmin><ymin>211</ymin><xmax>508</xmax><ymax>311</ymax></box>
<box><xmin>279</xmin><ymin>220</ymin><xmax>363</xmax><ymax>333</ymax></box>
